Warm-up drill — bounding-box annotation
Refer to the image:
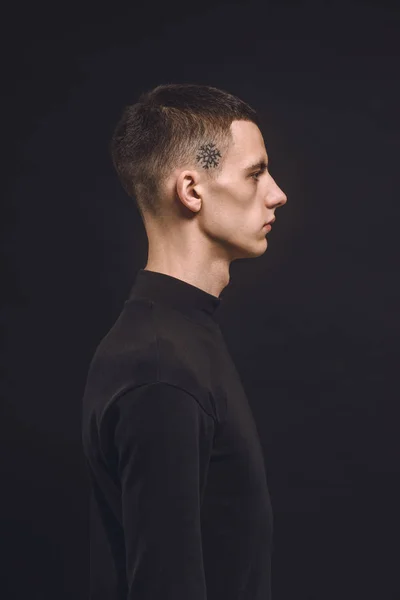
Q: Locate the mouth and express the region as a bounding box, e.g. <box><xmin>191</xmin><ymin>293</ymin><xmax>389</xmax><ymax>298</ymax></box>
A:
<box><xmin>262</xmin><ymin>217</ymin><xmax>275</xmax><ymax>230</ymax></box>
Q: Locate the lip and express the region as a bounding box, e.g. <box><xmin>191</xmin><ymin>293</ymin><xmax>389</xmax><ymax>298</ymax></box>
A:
<box><xmin>263</xmin><ymin>218</ymin><xmax>275</xmax><ymax>229</ymax></box>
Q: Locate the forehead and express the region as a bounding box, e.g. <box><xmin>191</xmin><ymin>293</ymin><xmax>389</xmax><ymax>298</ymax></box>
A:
<box><xmin>227</xmin><ymin>120</ymin><xmax>268</xmax><ymax>167</ymax></box>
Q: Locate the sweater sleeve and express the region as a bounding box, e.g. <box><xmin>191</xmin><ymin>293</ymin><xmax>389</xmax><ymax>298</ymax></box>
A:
<box><xmin>113</xmin><ymin>382</ymin><xmax>216</xmax><ymax>600</ymax></box>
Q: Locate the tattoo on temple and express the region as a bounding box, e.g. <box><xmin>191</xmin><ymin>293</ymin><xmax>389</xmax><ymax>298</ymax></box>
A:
<box><xmin>196</xmin><ymin>142</ymin><xmax>222</xmax><ymax>169</ymax></box>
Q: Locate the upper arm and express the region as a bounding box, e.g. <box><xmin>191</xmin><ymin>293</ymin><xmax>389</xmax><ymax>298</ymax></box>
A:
<box><xmin>112</xmin><ymin>382</ymin><xmax>215</xmax><ymax>599</ymax></box>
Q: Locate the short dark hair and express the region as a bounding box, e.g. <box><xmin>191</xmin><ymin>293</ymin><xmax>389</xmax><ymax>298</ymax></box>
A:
<box><xmin>109</xmin><ymin>83</ymin><xmax>261</xmax><ymax>220</ymax></box>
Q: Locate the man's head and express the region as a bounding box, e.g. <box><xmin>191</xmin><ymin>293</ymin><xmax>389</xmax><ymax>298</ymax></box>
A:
<box><xmin>110</xmin><ymin>83</ymin><xmax>287</xmax><ymax>265</ymax></box>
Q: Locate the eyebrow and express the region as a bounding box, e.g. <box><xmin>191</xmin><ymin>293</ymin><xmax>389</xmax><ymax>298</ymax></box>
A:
<box><xmin>243</xmin><ymin>158</ymin><xmax>269</xmax><ymax>173</ymax></box>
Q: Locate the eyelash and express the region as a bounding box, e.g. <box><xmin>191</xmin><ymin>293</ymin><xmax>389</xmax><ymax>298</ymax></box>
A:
<box><xmin>251</xmin><ymin>170</ymin><xmax>264</xmax><ymax>182</ymax></box>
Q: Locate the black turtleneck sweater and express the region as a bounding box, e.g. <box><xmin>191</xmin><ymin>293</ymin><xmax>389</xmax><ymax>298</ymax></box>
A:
<box><xmin>81</xmin><ymin>269</ymin><xmax>274</xmax><ymax>600</ymax></box>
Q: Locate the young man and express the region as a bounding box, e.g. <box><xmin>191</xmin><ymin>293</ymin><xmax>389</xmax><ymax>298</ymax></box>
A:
<box><xmin>81</xmin><ymin>83</ymin><xmax>287</xmax><ymax>600</ymax></box>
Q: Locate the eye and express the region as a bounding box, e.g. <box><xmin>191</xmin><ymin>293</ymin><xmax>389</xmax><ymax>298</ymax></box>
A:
<box><xmin>250</xmin><ymin>170</ymin><xmax>263</xmax><ymax>182</ymax></box>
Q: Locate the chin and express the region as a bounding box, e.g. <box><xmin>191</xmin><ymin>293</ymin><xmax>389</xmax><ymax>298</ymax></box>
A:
<box><xmin>232</xmin><ymin>239</ymin><xmax>268</xmax><ymax>261</ymax></box>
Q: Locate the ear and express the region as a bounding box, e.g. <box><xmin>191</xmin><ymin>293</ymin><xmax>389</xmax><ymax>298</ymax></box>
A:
<box><xmin>175</xmin><ymin>170</ymin><xmax>202</xmax><ymax>214</ymax></box>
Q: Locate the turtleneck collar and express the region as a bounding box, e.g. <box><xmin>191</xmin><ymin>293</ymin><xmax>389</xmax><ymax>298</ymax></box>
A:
<box><xmin>126</xmin><ymin>269</ymin><xmax>223</xmax><ymax>328</ymax></box>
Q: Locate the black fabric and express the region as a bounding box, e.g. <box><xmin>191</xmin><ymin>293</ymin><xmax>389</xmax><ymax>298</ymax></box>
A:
<box><xmin>81</xmin><ymin>268</ymin><xmax>274</xmax><ymax>600</ymax></box>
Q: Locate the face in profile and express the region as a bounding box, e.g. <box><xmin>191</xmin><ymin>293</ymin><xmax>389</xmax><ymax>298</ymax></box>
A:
<box><xmin>176</xmin><ymin>120</ymin><xmax>288</xmax><ymax>262</ymax></box>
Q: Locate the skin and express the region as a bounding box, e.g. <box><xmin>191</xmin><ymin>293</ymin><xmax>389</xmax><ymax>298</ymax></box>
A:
<box><xmin>143</xmin><ymin>119</ymin><xmax>288</xmax><ymax>298</ymax></box>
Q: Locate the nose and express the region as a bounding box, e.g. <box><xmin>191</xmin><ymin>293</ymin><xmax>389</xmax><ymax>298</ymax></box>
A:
<box><xmin>275</xmin><ymin>178</ymin><xmax>288</xmax><ymax>207</ymax></box>
<box><xmin>279</xmin><ymin>190</ymin><xmax>288</xmax><ymax>207</ymax></box>
<box><xmin>267</xmin><ymin>182</ymin><xmax>287</xmax><ymax>209</ymax></box>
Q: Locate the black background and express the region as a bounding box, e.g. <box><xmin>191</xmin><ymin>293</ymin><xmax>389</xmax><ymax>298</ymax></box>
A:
<box><xmin>2</xmin><ymin>0</ymin><xmax>399</xmax><ymax>598</ymax></box>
